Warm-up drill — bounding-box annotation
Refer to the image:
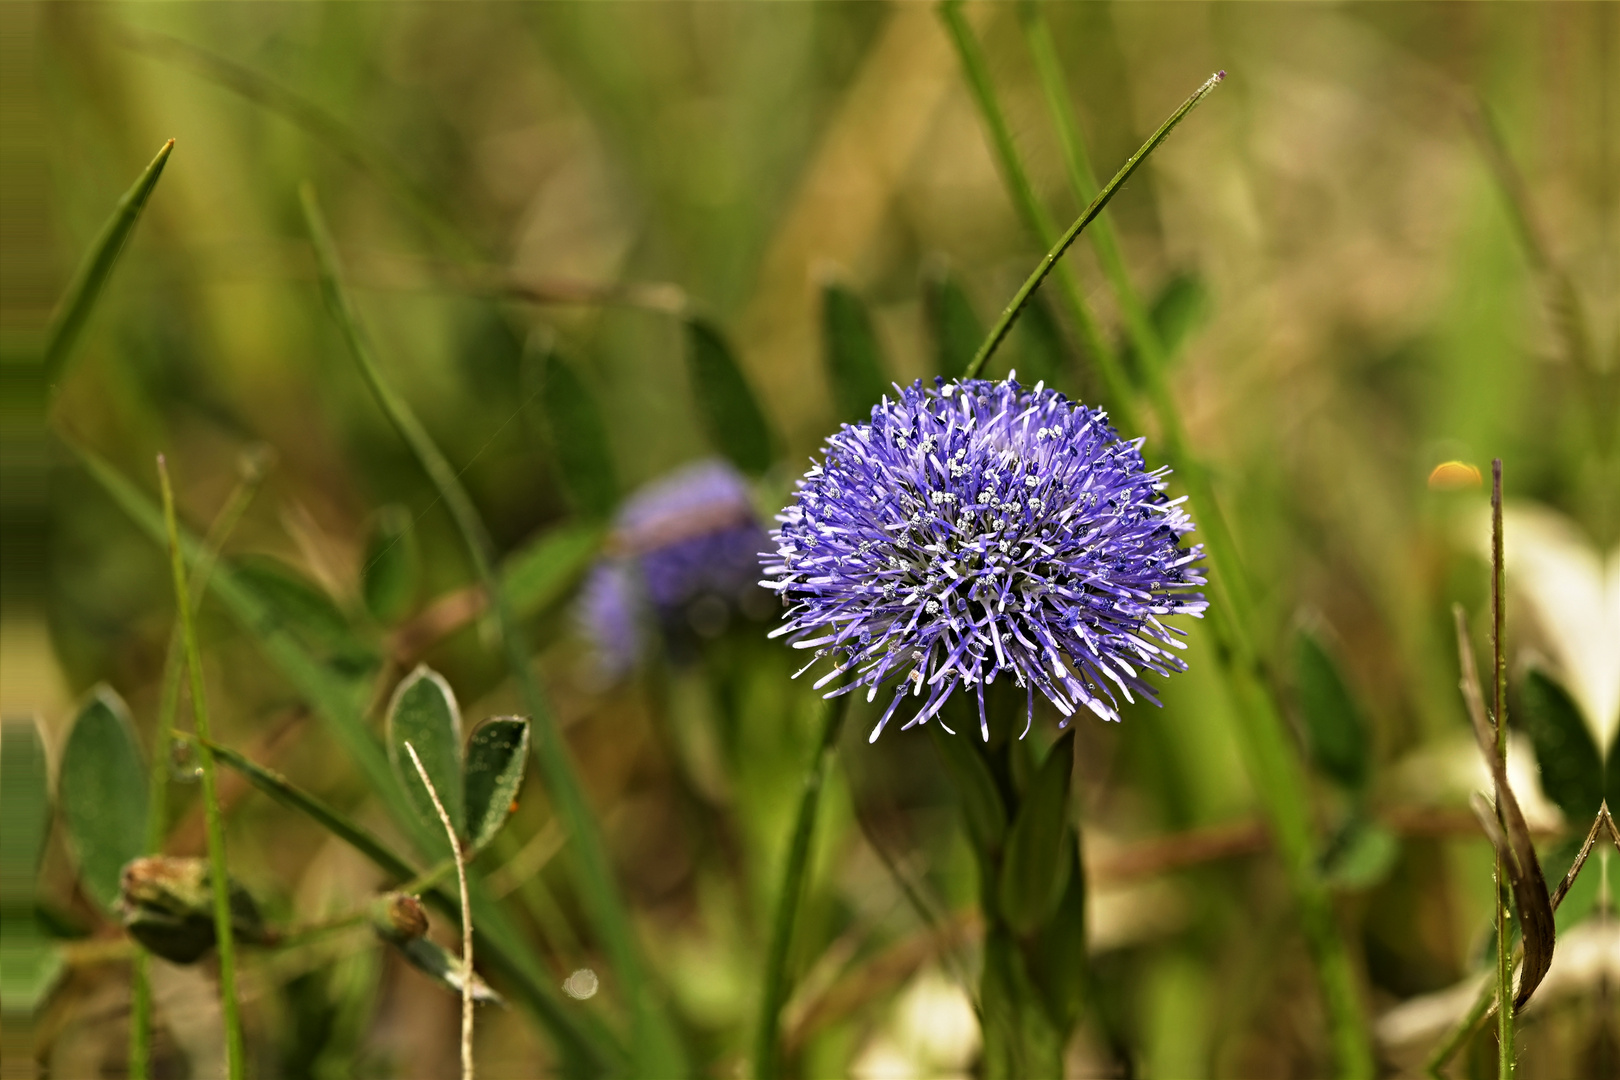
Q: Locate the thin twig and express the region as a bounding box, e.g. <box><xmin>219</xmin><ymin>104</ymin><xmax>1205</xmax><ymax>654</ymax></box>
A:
<box><xmin>405</xmin><ymin>741</ymin><xmax>474</xmax><ymax>1080</ymax></box>
<box><xmin>1489</xmin><ymin>460</ymin><xmax>1513</xmax><ymax>1078</ymax></box>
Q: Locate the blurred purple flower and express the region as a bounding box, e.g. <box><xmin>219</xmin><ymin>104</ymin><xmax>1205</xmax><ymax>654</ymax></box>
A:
<box><xmin>578</xmin><ymin>460</ymin><xmax>773</xmax><ymax>675</ymax></box>
<box><xmin>764</xmin><ymin>377</ymin><xmax>1207</xmax><ymax>742</ymax></box>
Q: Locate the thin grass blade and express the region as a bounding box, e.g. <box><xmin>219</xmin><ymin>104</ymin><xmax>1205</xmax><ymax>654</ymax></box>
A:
<box><xmin>44</xmin><ymin>140</ymin><xmax>173</xmax><ymax>389</ymax></box>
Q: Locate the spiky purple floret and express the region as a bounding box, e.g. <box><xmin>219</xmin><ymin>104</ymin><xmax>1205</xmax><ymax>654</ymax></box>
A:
<box><xmin>578</xmin><ymin>459</ymin><xmax>772</xmax><ymax>674</ymax></box>
<box><xmin>763</xmin><ymin>377</ymin><xmax>1207</xmax><ymax>743</ymax></box>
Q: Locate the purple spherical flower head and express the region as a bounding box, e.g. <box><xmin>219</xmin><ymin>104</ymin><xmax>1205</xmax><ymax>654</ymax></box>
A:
<box><xmin>578</xmin><ymin>459</ymin><xmax>773</xmax><ymax>673</ymax></box>
<box><xmin>764</xmin><ymin>376</ymin><xmax>1207</xmax><ymax>743</ymax></box>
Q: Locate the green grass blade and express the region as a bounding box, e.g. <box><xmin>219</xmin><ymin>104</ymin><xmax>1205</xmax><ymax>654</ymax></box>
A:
<box><xmin>134</xmin><ymin>453</ymin><xmax>265</xmax><ymax>1080</ymax></box>
<box><xmin>528</xmin><ymin>343</ymin><xmax>621</xmax><ymax>519</ymax></box>
<box><xmin>157</xmin><ymin>456</ymin><xmax>245</xmax><ymax>1079</ymax></box>
<box><xmin>1021</xmin><ymin>6</ymin><xmax>1171</xmax><ymax>385</ymax></box>
<box><xmin>43</xmin><ymin>140</ymin><xmax>173</xmax><ymax>390</ymax></box>
<box><xmin>361</xmin><ymin>505</ymin><xmax>420</xmax><ymax>625</ymax></box>
<box><xmin>59</xmin><ymin>687</ymin><xmax>148</xmax><ymax>912</ymax></box>
<box><xmin>820</xmin><ymin>282</ymin><xmax>891</xmax><ymax>422</ymax></box>
<box><xmin>302</xmin><ymin>186</ymin><xmax>686</xmax><ymax>1076</ymax></box>
<box><xmin>753</xmin><ymin>695</ymin><xmax>849</xmax><ymax>1080</ymax></box>
<box><xmin>945</xmin><ymin>7</ymin><xmax>1221</xmax><ymax>391</ymax></box>
<box><xmin>685</xmin><ymin>316</ymin><xmax>776</xmax><ymax>476</ymax></box>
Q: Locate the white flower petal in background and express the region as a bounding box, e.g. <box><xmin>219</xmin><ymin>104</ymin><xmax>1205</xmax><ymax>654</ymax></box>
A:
<box><xmin>850</xmin><ymin>967</ymin><xmax>978</xmax><ymax>1080</ymax></box>
<box><xmin>1470</xmin><ymin>502</ymin><xmax>1620</xmax><ymax>754</ymax></box>
<box><xmin>1389</xmin><ymin>730</ymin><xmax>1564</xmax><ymax>831</ymax></box>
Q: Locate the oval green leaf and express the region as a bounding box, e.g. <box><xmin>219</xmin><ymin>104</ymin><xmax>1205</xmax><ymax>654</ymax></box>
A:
<box><xmin>386</xmin><ymin>666</ymin><xmax>465</xmax><ymax>842</ymax></box>
<box><xmin>464</xmin><ymin>717</ymin><xmax>530</xmax><ymax>851</ymax></box>
<box><xmin>684</xmin><ymin>317</ymin><xmax>773</xmax><ymax>476</ymax></box>
<box><xmin>821</xmin><ymin>282</ymin><xmax>889</xmax><ymax>422</ymax></box>
<box><xmin>529</xmin><ymin>342</ymin><xmax>619</xmax><ymax>519</ymax></box>
<box><xmin>361</xmin><ymin>505</ymin><xmax>420</xmax><ymax>625</ymax></box>
<box><xmin>59</xmin><ymin>686</ymin><xmax>149</xmax><ymax>911</ymax></box>
<box><xmin>997</xmin><ymin>730</ymin><xmax>1075</xmax><ymax>937</ymax></box>
<box><xmin>1521</xmin><ymin>665</ymin><xmax>1604</xmax><ymax>822</ymax></box>
<box><xmin>1</xmin><ymin>716</ymin><xmax>51</xmax><ymax>902</ymax></box>
<box><xmin>1293</xmin><ymin>628</ymin><xmax>1370</xmax><ymax>792</ymax></box>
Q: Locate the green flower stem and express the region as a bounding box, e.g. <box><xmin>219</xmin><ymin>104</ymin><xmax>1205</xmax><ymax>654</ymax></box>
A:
<box><xmin>937</xmin><ymin>1</ymin><xmax>1129</xmax><ymax>417</ymax></box>
<box><xmin>44</xmin><ymin>140</ymin><xmax>173</xmax><ymax>390</ymax></box>
<box><xmin>133</xmin><ymin>458</ymin><xmax>265</xmax><ymax>1080</ymax></box>
<box><xmin>157</xmin><ymin>456</ymin><xmax>245</xmax><ymax>1079</ymax></box>
<box><xmin>1490</xmin><ymin>460</ymin><xmax>1513</xmax><ymax>1078</ymax></box>
<box><xmin>753</xmin><ymin>694</ymin><xmax>850</xmax><ymax>1080</ymax></box>
<box><xmin>947</xmin><ymin>12</ymin><xmax>1372</xmax><ymax>1070</ymax></box>
<box><xmin>300</xmin><ymin>187</ymin><xmax>683</xmax><ymax>1076</ymax></box>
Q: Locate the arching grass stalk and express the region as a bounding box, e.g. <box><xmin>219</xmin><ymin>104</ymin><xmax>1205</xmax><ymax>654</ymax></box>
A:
<box><xmin>752</xmin><ymin>695</ymin><xmax>850</xmax><ymax>1080</ymax></box>
<box><xmin>943</xmin><ymin>16</ymin><xmax>1373</xmax><ymax>1071</ymax></box>
<box><xmin>300</xmin><ymin>187</ymin><xmax>684</xmax><ymax>1076</ymax></box>
<box><xmin>1020</xmin><ymin>5</ymin><xmax>1165</xmax><ymax>391</ymax></box>
<box><xmin>937</xmin><ymin>1</ymin><xmax>1132</xmax><ymax>421</ymax></box>
<box><xmin>132</xmin><ymin>454</ymin><xmax>267</xmax><ymax>1080</ymax></box>
<box><xmin>405</xmin><ymin>742</ymin><xmax>475</xmax><ymax>1080</ymax></box>
<box><xmin>156</xmin><ymin>456</ymin><xmax>245</xmax><ymax>1079</ymax></box>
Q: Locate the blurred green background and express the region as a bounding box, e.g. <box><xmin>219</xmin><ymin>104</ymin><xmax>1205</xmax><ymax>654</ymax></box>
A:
<box><xmin>4</xmin><ymin>2</ymin><xmax>1616</xmax><ymax>1077</ymax></box>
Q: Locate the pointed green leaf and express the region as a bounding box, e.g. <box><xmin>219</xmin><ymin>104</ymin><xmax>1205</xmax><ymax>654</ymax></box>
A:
<box><xmin>1</xmin><ymin>716</ymin><xmax>51</xmax><ymax>906</ymax></box>
<box><xmin>387</xmin><ymin>666</ymin><xmax>465</xmax><ymax>840</ymax></box>
<box><xmin>59</xmin><ymin>687</ymin><xmax>148</xmax><ymax>912</ymax></box>
<box><xmin>44</xmin><ymin>140</ymin><xmax>173</xmax><ymax>388</ymax></box>
<box><xmin>1320</xmin><ymin>817</ymin><xmax>1398</xmax><ymax>890</ymax></box>
<box><xmin>361</xmin><ymin>505</ymin><xmax>420</xmax><ymax>625</ymax></box>
<box><xmin>820</xmin><ymin>283</ymin><xmax>889</xmax><ymax>422</ymax></box>
<box><xmin>684</xmin><ymin>317</ymin><xmax>773</xmax><ymax>475</ymax></box>
<box><xmin>501</xmin><ymin>522</ymin><xmax>605</xmax><ymax>619</ymax></box>
<box><xmin>1148</xmin><ymin>271</ymin><xmax>1209</xmax><ymax>358</ymax></box>
<box><xmin>392</xmin><ymin>935</ymin><xmax>504</xmax><ymax>1005</ymax></box>
<box><xmin>998</xmin><ymin>731</ymin><xmax>1075</xmax><ymax>936</ymax></box>
<box><xmin>235</xmin><ymin>554</ymin><xmax>376</xmax><ymax>677</ymax></box>
<box><xmin>464</xmin><ymin>718</ymin><xmax>530</xmax><ymax>851</ymax></box>
<box><xmin>925</xmin><ymin>269</ymin><xmax>984</xmax><ymax>379</ymax></box>
<box><xmin>528</xmin><ymin>342</ymin><xmax>619</xmax><ymax>518</ymax></box>
<box><xmin>1521</xmin><ymin>666</ymin><xmax>1604</xmax><ymax>822</ymax></box>
<box><xmin>1025</xmin><ymin>842</ymin><xmax>1087</xmax><ymax>1036</ymax></box>
<box><xmin>930</xmin><ymin>726</ymin><xmax>1008</xmax><ymax>856</ymax></box>
<box><xmin>1294</xmin><ymin>628</ymin><xmax>1371</xmax><ymax>792</ymax></box>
